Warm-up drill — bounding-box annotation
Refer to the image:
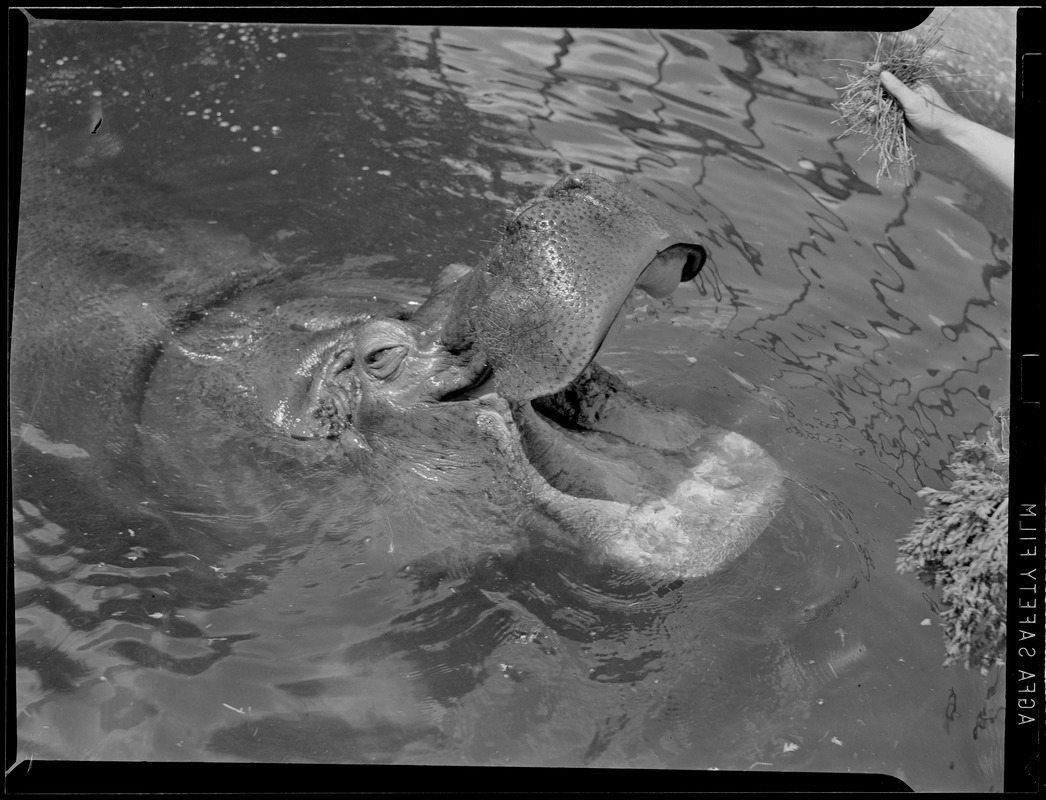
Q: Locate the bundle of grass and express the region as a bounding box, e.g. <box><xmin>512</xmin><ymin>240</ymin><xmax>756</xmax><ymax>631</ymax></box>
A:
<box><xmin>897</xmin><ymin>404</ymin><xmax>1008</xmax><ymax>674</ymax></box>
<box><xmin>832</xmin><ymin>20</ymin><xmax>949</xmax><ymax>186</ymax></box>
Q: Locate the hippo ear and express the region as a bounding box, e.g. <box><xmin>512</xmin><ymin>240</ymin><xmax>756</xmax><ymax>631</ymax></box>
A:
<box><xmin>281</xmin><ymin>394</ymin><xmax>373</xmax><ymax>454</ymax></box>
<box><xmin>282</xmin><ymin>407</ymin><xmax>371</xmax><ymax>453</ymax></box>
<box><xmin>432</xmin><ymin>263</ymin><xmax>473</xmax><ymax>293</ymax></box>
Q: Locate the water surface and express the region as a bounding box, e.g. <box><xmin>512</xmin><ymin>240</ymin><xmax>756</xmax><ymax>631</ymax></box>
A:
<box><xmin>13</xmin><ymin>23</ymin><xmax>1011</xmax><ymax>790</ymax></box>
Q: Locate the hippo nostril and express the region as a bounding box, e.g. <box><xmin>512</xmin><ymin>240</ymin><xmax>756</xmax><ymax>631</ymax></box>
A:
<box><xmin>681</xmin><ymin>247</ymin><xmax>707</xmax><ymax>282</ymax></box>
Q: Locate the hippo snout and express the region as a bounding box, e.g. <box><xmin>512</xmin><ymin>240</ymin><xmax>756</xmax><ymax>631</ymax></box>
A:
<box><xmin>463</xmin><ymin>173</ymin><xmax>708</xmax><ymax>401</ymax></box>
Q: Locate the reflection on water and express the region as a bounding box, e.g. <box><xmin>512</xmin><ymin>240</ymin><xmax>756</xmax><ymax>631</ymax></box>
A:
<box><xmin>14</xmin><ymin>22</ymin><xmax>1010</xmax><ymax>789</ymax></box>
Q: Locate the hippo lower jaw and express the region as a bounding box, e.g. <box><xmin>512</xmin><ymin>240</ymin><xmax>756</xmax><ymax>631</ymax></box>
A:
<box><xmin>462</xmin><ymin>355</ymin><xmax>785</xmax><ymax>580</ymax></box>
<box><xmin>475</xmin><ymin>386</ymin><xmax>783</xmax><ymax>580</ymax></box>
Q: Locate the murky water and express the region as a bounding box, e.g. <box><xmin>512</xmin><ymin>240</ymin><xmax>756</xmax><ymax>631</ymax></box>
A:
<box><xmin>13</xmin><ymin>22</ymin><xmax>1011</xmax><ymax>789</ymax></box>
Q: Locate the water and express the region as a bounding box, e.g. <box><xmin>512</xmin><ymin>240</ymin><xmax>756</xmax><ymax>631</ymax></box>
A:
<box><xmin>13</xmin><ymin>23</ymin><xmax>1012</xmax><ymax>789</ymax></box>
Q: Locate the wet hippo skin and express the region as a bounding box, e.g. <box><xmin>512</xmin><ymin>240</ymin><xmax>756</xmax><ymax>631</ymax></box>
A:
<box><xmin>12</xmin><ymin>158</ymin><xmax>783</xmax><ymax>579</ymax></box>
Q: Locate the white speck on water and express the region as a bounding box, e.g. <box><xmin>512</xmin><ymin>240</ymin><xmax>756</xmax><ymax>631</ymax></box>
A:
<box><xmin>251</xmin><ymin>146</ymin><xmax>262</xmax><ymax>153</ymax></box>
<box><xmin>376</xmin><ymin>170</ymin><xmax>391</xmax><ymax>176</ymax></box>
<box><xmin>920</xmin><ymin>618</ymin><xmax>932</xmax><ymax>626</ymax></box>
<box><xmin>928</xmin><ymin>314</ymin><xmax>947</xmax><ymax>327</ymax></box>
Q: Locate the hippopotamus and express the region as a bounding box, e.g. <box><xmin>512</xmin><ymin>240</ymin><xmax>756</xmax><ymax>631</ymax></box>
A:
<box><xmin>12</xmin><ymin>156</ymin><xmax>783</xmax><ymax>579</ymax></box>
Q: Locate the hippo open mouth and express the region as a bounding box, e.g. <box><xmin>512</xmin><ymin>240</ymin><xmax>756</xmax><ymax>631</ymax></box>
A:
<box><xmin>427</xmin><ymin>174</ymin><xmax>784</xmax><ymax>578</ymax></box>
<box><xmin>451</xmin><ymin>244</ymin><xmax>713</xmax><ymax>505</ymax></box>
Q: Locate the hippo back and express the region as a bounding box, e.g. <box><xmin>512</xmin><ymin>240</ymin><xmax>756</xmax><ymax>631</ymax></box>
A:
<box><xmin>11</xmin><ymin>138</ymin><xmax>282</xmax><ymax>505</ymax></box>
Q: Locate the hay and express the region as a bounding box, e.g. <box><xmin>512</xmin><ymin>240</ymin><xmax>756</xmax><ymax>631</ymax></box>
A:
<box><xmin>831</xmin><ymin>19</ymin><xmax>950</xmax><ymax>186</ymax></box>
<box><xmin>897</xmin><ymin>404</ymin><xmax>1009</xmax><ymax>674</ymax></box>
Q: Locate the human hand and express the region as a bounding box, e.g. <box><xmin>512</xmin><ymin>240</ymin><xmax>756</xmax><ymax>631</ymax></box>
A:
<box><xmin>879</xmin><ymin>69</ymin><xmax>1014</xmax><ymax>193</ymax></box>
<box><xmin>879</xmin><ymin>70</ymin><xmax>964</xmax><ymax>146</ymax></box>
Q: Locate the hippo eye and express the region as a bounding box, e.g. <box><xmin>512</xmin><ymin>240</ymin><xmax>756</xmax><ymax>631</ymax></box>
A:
<box><xmin>297</xmin><ymin>362</ymin><xmax>359</xmax><ymax>440</ymax></box>
<box><xmin>363</xmin><ymin>344</ymin><xmax>407</xmax><ymax>380</ymax></box>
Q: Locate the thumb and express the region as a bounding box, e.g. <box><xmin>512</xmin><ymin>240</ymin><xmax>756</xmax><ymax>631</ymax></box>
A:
<box><xmin>879</xmin><ymin>70</ymin><xmax>920</xmax><ymax>108</ymax></box>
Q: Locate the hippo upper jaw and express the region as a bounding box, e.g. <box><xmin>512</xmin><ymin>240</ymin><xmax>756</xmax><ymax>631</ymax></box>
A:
<box><xmin>459</xmin><ymin>174</ymin><xmax>708</xmax><ymax>403</ymax></box>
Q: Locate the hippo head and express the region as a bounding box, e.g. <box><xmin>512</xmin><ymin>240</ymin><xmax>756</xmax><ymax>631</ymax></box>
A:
<box><xmin>168</xmin><ymin>298</ymin><xmax>490</xmax><ymax>467</ymax></box>
<box><xmin>161</xmin><ymin>174</ymin><xmax>780</xmax><ymax>578</ymax></box>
